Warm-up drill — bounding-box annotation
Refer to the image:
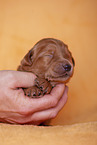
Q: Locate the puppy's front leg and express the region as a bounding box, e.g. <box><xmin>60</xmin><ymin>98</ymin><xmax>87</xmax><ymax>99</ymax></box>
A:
<box><xmin>23</xmin><ymin>86</ymin><xmax>43</xmax><ymax>98</ymax></box>
<box><xmin>35</xmin><ymin>77</ymin><xmax>52</xmax><ymax>95</ymax></box>
<box><xmin>23</xmin><ymin>78</ymin><xmax>52</xmax><ymax>98</ymax></box>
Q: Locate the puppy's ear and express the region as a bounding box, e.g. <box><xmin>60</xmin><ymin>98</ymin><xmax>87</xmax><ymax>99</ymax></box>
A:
<box><xmin>72</xmin><ymin>57</ymin><xmax>75</xmax><ymax>66</ymax></box>
<box><xmin>21</xmin><ymin>49</ymin><xmax>34</xmax><ymax>66</ymax></box>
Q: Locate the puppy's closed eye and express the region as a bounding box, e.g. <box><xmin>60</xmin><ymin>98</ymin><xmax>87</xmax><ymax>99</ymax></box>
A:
<box><xmin>40</xmin><ymin>50</ymin><xmax>55</xmax><ymax>63</ymax></box>
<box><xmin>44</xmin><ymin>52</ymin><xmax>54</xmax><ymax>59</ymax></box>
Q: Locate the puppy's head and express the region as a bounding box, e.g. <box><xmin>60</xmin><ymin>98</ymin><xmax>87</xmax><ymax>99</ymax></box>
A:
<box><xmin>18</xmin><ymin>38</ymin><xmax>75</xmax><ymax>83</ymax></box>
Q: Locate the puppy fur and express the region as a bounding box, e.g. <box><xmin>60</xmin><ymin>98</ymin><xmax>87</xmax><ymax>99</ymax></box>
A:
<box><xmin>17</xmin><ymin>38</ymin><xmax>75</xmax><ymax>98</ymax></box>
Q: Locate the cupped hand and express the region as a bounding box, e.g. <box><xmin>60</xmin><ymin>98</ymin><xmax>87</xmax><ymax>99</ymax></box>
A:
<box><xmin>0</xmin><ymin>70</ymin><xmax>68</xmax><ymax>125</ymax></box>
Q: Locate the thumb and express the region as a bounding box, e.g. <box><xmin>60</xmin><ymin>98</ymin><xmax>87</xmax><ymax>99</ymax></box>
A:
<box><xmin>10</xmin><ymin>71</ymin><xmax>36</xmax><ymax>88</ymax></box>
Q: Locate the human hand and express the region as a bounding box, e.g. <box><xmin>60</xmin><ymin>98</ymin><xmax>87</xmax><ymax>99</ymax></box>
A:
<box><xmin>0</xmin><ymin>70</ymin><xmax>68</xmax><ymax>125</ymax></box>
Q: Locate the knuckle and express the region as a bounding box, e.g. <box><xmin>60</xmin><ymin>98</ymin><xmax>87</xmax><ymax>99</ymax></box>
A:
<box><xmin>50</xmin><ymin>98</ymin><xmax>58</xmax><ymax>107</ymax></box>
<box><xmin>8</xmin><ymin>71</ymin><xmax>17</xmax><ymax>86</ymax></box>
<box><xmin>8</xmin><ymin>71</ymin><xmax>15</xmax><ymax>80</ymax></box>
<box><xmin>16</xmin><ymin>120</ymin><xmax>25</xmax><ymax>124</ymax></box>
<box><xmin>49</xmin><ymin>111</ymin><xmax>57</xmax><ymax>119</ymax></box>
<box><xmin>18</xmin><ymin>106</ymin><xmax>29</xmax><ymax>116</ymax></box>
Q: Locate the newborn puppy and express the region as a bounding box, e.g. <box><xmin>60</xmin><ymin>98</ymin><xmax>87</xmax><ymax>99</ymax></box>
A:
<box><xmin>17</xmin><ymin>38</ymin><xmax>75</xmax><ymax>98</ymax></box>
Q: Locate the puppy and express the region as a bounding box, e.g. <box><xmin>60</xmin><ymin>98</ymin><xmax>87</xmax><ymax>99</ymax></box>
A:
<box><xmin>17</xmin><ymin>38</ymin><xmax>75</xmax><ymax>98</ymax></box>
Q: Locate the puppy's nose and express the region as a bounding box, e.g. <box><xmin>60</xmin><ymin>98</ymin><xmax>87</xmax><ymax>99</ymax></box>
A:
<box><xmin>64</xmin><ymin>64</ymin><xmax>71</xmax><ymax>72</ymax></box>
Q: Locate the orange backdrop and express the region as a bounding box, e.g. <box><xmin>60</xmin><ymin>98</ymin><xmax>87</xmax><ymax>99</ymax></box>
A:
<box><xmin>0</xmin><ymin>0</ymin><xmax>97</xmax><ymax>125</ymax></box>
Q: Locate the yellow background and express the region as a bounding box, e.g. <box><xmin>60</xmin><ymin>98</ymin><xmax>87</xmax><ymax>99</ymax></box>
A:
<box><xmin>0</xmin><ymin>0</ymin><xmax>97</xmax><ymax>125</ymax></box>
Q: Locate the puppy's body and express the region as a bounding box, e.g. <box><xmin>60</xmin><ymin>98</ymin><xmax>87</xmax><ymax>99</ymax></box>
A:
<box><xmin>18</xmin><ymin>38</ymin><xmax>75</xmax><ymax>97</ymax></box>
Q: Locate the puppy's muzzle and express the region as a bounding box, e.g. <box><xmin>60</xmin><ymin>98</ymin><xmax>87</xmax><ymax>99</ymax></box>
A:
<box><xmin>62</xmin><ymin>63</ymin><xmax>73</xmax><ymax>78</ymax></box>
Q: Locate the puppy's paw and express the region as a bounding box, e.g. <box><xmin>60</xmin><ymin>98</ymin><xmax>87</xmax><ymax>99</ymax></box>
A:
<box><xmin>35</xmin><ymin>78</ymin><xmax>52</xmax><ymax>95</ymax></box>
<box><xmin>24</xmin><ymin>86</ymin><xmax>43</xmax><ymax>98</ymax></box>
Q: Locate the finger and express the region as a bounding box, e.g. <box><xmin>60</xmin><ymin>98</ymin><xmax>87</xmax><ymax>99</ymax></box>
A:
<box><xmin>6</xmin><ymin>86</ymin><xmax>68</xmax><ymax>125</ymax></box>
<box><xmin>28</xmin><ymin>86</ymin><xmax>68</xmax><ymax>123</ymax></box>
<box><xmin>10</xmin><ymin>71</ymin><xmax>36</xmax><ymax>88</ymax></box>
<box><xmin>22</xmin><ymin>83</ymin><xmax>66</xmax><ymax>113</ymax></box>
<box><xmin>13</xmin><ymin>83</ymin><xmax>66</xmax><ymax>115</ymax></box>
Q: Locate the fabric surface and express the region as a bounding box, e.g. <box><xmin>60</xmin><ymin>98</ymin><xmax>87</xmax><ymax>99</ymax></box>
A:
<box><xmin>0</xmin><ymin>122</ymin><xmax>97</xmax><ymax>145</ymax></box>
